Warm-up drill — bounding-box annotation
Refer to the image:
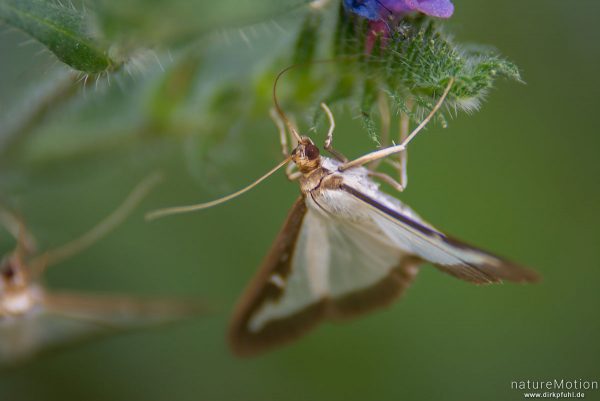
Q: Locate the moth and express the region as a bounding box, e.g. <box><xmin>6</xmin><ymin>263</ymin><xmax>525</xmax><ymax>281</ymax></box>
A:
<box><xmin>0</xmin><ymin>174</ymin><xmax>203</xmax><ymax>368</ymax></box>
<box><xmin>148</xmin><ymin>74</ymin><xmax>539</xmax><ymax>357</ymax></box>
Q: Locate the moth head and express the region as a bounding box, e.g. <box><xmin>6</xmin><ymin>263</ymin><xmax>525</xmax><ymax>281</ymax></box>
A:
<box><xmin>0</xmin><ymin>253</ymin><xmax>28</xmax><ymax>295</ymax></box>
<box><xmin>291</xmin><ymin>137</ymin><xmax>321</xmax><ymax>174</ymax></box>
<box><xmin>0</xmin><ymin>252</ymin><xmax>40</xmax><ymax>317</ymax></box>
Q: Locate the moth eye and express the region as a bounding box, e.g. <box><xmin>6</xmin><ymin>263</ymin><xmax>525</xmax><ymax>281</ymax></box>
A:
<box><xmin>1</xmin><ymin>264</ymin><xmax>15</xmax><ymax>281</ymax></box>
<box><xmin>304</xmin><ymin>144</ymin><xmax>320</xmax><ymax>160</ymax></box>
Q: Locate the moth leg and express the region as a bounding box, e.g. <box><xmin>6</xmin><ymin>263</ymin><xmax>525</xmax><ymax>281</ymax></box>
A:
<box><xmin>339</xmin><ymin>78</ymin><xmax>454</xmax><ymax>171</ymax></box>
<box><xmin>397</xmin><ymin>98</ymin><xmax>413</xmax><ymax>190</ymax></box>
<box><xmin>383</xmin><ymin>158</ymin><xmax>402</xmax><ymax>171</ymax></box>
<box><xmin>320</xmin><ymin>103</ymin><xmax>348</xmax><ymax>163</ymax></box>
<box><xmin>286</xmin><ymin>163</ymin><xmax>301</xmax><ymax>181</ymax></box>
<box><xmin>270</xmin><ymin>107</ymin><xmax>290</xmax><ymax>158</ymax></box>
<box><xmin>0</xmin><ymin>207</ymin><xmax>37</xmax><ymax>254</ymax></box>
<box><xmin>369</xmin><ymin>91</ymin><xmax>391</xmax><ymax>171</ymax></box>
<box><xmin>287</xmin><ymin>170</ymin><xmax>302</xmax><ymax>181</ymax></box>
<box><xmin>370</xmin><ymin>92</ymin><xmax>409</xmax><ymax>188</ymax></box>
<box><xmin>368</xmin><ymin>171</ymin><xmax>405</xmax><ymax>193</ymax></box>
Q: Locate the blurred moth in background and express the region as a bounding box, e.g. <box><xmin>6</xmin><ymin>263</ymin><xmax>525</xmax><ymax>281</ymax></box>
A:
<box><xmin>148</xmin><ymin>68</ymin><xmax>539</xmax><ymax>357</ymax></box>
<box><xmin>0</xmin><ymin>173</ymin><xmax>204</xmax><ymax>368</ymax></box>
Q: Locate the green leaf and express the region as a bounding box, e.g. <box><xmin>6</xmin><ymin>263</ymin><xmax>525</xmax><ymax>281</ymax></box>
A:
<box><xmin>378</xmin><ymin>20</ymin><xmax>523</xmax><ymax>111</ymax></box>
<box><xmin>3</xmin><ymin>0</ymin><xmax>523</xmax><ymax>171</ymax></box>
<box><xmin>94</xmin><ymin>0</ymin><xmax>312</xmax><ymax>46</ymax></box>
<box><xmin>277</xmin><ymin>4</ymin><xmax>523</xmax><ymax>142</ymax></box>
<box><xmin>350</xmin><ymin>19</ymin><xmax>521</xmax><ymax>112</ymax></box>
<box><xmin>0</xmin><ymin>0</ymin><xmax>117</xmax><ymax>73</ymax></box>
<box><xmin>0</xmin><ymin>68</ymin><xmax>78</xmax><ymax>156</ymax></box>
<box><xmin>12</xmin><ymin>8</ymin><xmax>305</xmax><ymax>164</ymax></box>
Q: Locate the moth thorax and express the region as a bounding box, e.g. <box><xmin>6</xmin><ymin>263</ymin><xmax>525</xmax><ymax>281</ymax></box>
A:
<box><xmin>292</xmin><ymin>140</ymin><xmax>321</xmax><ymax>174</ymax></box>
<box><xmin>0</xmin><ymin>285</ymin><xmax>41</xmax><ymax>317</ymax></box>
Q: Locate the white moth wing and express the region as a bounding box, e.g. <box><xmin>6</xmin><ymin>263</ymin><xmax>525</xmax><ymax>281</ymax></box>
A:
<box><xmin>0</xmin><ymin>309</ymin><xmax>114</xmax><ymax>367</ymax></box>
<box><xmin>319</xmin><ymin>158</ymin><xmax>539</xmax><ymax>284</ymax></box>
<box><xmin>326</xmin><ymin>220</ymin><xmax>402</xmax><ymax>297</ymax></box>
<box><xmin>342</xmin><ymin>184</ymin><xmax>538</xmax><ymax>283</ymax></box>
<box><xmin>229</xmin><ymin>196</ymin><xmax>419</xmax><ymax>356</ymax></box>
<box><xmin>229</xmin><ymin>195</ymin><xmax>421</xmax><ymax>356</ymax></box>
<box><xmin>306</xmin><ymin>192</ymin><xmax>412</xmax><ymax>297</ymax></box>
<box><xmin>320</xmin><ymin>185</ymin><xmax>487</xmax><ymax>265</ymax></box>
<box><xmin>0</xmin><ymin>291</ymin><xmax>203</xmax><ymax>368</ymax></box>
<box><xmin>248</xmin><ymin>202</ymin><xmax>411</xmax><ymax>332</ymax></box>
<box><xmin>248</xmin><ymin>210</ymin><xmax>329</xmax><ymax>332</ymax></box>
<box><xmin>229</xmin><ymin>158</ymin><xmax>537</xmax><ymax>356</ymax></box>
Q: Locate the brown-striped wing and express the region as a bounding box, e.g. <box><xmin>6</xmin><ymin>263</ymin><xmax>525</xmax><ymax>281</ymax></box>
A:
<box><xmin>341</xmin><ymin>184</ymin><xmax>540</xmax><ymax>284</ymax></box>
<box><xmin>229</xmin><ymin>196</ymin><xmax>421</xmax><ymax>357</ymax></box>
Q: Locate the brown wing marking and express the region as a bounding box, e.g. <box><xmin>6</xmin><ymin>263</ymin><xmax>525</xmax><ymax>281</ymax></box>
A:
<box><xmin>229</xmin><ymin>196</ymin><xmax>308</xmax><ymax>356</ymax></box>
<box><xmin>342</xmin><ymin>184</ymin><xmax>540</xmax><ymax>284</ymax></box>
<box><xmin>228</xmin><ymin>195</ymin><xmax>421</xmax><ymax>356</ymax></box>
<box><xmin>328</xmin><ymin>256</ymin><xmax>421</xmax><ymax>319</ymax></box>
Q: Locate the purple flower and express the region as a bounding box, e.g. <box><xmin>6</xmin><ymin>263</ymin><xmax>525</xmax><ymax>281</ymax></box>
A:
<box><xmin>343</xmin><ymin>0</ymin><xmax>454</xmax><ymax>20</ymax></box>
<box><xmin>382</xmin><ymin>0</ymin><xmax>454</xmax><ymax>18</ymax></box>
<box><xmin>343</xmin><ymin>0</ymin><xmax>454</xmax><ymax>52</ymax></box>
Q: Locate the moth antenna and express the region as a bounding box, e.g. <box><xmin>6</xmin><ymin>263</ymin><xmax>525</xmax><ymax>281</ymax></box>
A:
<box><xmin>14</xmin><ymin>220</ymin><xmax>30</xmax><ymax>268</ymax></box>
<box><xmin>146</xmin><ymin>157</ymin><xmax>291</xmax><ymax>221</ymax></box>
<box><xmin>273</xmin><ymin>66</ymin><xmax>303</xmax><ymax>143</ymax></box>
<box><xmin>0</xmin><ymin>207</ymin><xmax>37</xmax><ymax>253</ymax></box>
<box><xmin>272</xmin><ymin>56</ymin><xmax>359</xmax><ymax>144</ymax></box>
<box><xmin>29</xmin><ymin>172</ymin><xmax>164</xmax><ymax>276</ymax></box>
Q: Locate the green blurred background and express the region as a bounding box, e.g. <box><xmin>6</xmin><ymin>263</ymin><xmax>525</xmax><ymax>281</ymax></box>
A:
<box><xmin>1</xmin><ymin>1</ymin><xmax>599</xmax><ymax>400</ymax></box>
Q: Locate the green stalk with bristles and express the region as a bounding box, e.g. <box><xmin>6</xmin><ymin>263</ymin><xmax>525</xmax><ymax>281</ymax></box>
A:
<box><xmin>0</xmin><ymin>0</ymin><xmax>117</xmax><ymax>73</ymax></box>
